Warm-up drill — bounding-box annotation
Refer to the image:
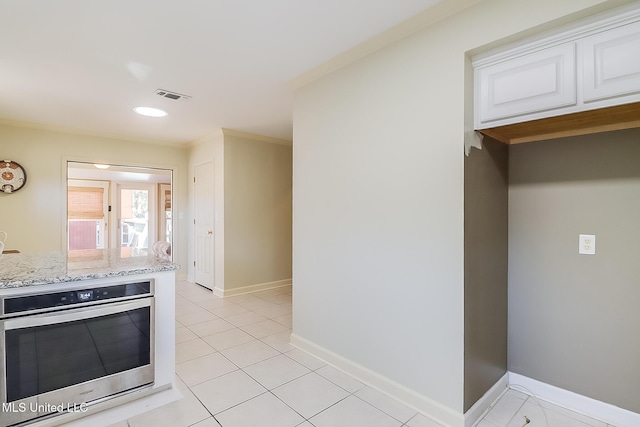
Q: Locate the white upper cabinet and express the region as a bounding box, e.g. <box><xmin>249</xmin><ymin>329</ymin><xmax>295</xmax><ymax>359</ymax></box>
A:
<box><xmin>474</xmin><ymin>4</ymin><xmax>640</xmax><ymax>131</ymax></box>
<box><xmin>476</xmin><ymin>44</ymin><xmax>576</xmax><ymax>126</ymax></box>
<box><xmin>581</xmin><ymin>21</ymin><xmax>640</xmax><ymax>103</ymax></box>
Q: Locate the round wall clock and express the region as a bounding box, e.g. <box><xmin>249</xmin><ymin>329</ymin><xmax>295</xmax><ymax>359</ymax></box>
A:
<box><xmin>0</xmin><ymin>160</ymin><xmax>27</xmax><ymax>193</ymax></box>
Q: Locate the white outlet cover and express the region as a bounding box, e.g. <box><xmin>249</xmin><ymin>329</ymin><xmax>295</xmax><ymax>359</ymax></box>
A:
<box><xmin>579</xmin><ymin>234</ymin><xmax>596</xmax><ymax>255</ymax></box>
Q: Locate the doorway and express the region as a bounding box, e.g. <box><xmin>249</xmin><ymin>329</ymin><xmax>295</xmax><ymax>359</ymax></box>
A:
<box><xmin>194</xmin><ymin>162</ymin><xmax>214</xmax><ymax>289</ymax></box>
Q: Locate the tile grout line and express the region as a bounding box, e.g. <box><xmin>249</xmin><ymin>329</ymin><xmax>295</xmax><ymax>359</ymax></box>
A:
<box><xmin>151</xmin><ymin>281</ymin><xmax>418</xmax><ymax>427</ymax></box>
<box><xmin>181</xmin><ymin>286</ymin><xmax>364</xmax><ymax>426</ymax></box>
<box><xmin>179</xmin><ymin>287</ymin><xmax>297</xmax><ymax>425</ymax></box>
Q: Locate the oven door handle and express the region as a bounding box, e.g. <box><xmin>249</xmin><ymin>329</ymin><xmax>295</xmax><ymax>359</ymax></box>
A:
<box><xmin>1</xmin><ymin>297</ymin><xmax>152</xmax><ymax>330</ymax></box>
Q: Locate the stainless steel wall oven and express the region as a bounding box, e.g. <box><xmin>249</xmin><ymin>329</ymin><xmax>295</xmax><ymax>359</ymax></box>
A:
<box><xmin>0</xmin><ymin>280</ymin><xmax>155</xmax><ymax>427</ymax></box>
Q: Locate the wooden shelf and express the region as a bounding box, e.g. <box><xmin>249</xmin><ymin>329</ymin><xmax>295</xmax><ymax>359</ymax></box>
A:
<box><xmin>478</xmin><ymin>102</ymin><xmax>640</xmax><ymax>144</ymax></box>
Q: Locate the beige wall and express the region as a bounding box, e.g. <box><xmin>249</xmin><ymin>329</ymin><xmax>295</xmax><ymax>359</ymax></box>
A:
<box><xmin>508</xmin><ymin>128</ymin><xmax>640</xmax><ymax>413</ymax></box>
<box><xmin>292</xmin><ymin>0</ymin><xmax>614</xmax><ymax>423</ymax></box>
<box><xmin>187</xmin><ymin>130</ymin><xmax>292</xmax><ymax>293</ymax></box>
<box><xmin>0</xmin><ymin>124</ymin><xmax>189</xmax><ymax>274</ymax></box>
<box><xmin>223</xmin><ymin>134</ymin><xmax>292</xmax><ymax>290</ymax></box>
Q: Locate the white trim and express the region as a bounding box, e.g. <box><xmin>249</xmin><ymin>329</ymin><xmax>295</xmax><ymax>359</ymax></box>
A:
<box><xmin>465</xmin><ymin>373</ymin><xmax>509</xmax><ymax>427</ymax></box>
<box><xmin>217</xmin><ymin>279</ymin><xmax>292</xmax><ymax>298</ymax></box>
<box><xmin>508</xmin><ymin>372</ymin><xmax>640</xmax><ymax>427</ymax></box>
<box><xmin>186</xmin><ymin>128</ymin><xmax>224</xmax><ymax>149</ymax></box>
<box><xmin>289</xmin><ymin>334</ymin><xmax>465</xmax><ymax>427</ymax></box>
<box><xmin>192</xmin><ymin>160</ymin><xmax>216</xmax><ymax>291</ymax></box>
<box><xmin>276</xmin><ymin>338</ymin><xmax>640</xmax><ymax>427</ymax></box>
<box><xmin>0</xmin><ymin>118</ymin><xmax>189</xmax><ymax>147</ymax></box>
<box><xmin>222</xmin><ymin>128</ymin><xmax>292</xmax><ymax>146</ymax></box>
<box><xmin>288</xmin><ymin>0</ymin><xmax>482</xmax><ymax>90</ymax></box>
<box><xmin>472</xmin><ymin>2</ymin><xmax>640</xmax><ymax>67</ymax></box>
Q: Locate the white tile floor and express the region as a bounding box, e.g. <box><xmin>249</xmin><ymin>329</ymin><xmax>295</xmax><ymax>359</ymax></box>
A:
<box><xmin>475</xmin><ymin>389</ymin><xmax>616</xmax><ymax>427</ymax></box>
<box><xmin>107</xmin><ymin>280</ymin><xmax>614</xmax><ymax>427</ymax></box>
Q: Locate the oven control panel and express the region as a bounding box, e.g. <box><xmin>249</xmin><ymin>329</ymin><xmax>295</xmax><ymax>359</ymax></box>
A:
<box><xmin>2</xmin><ymin>281</ymin><xmax>152</xmax><ymax>316</ymax></box>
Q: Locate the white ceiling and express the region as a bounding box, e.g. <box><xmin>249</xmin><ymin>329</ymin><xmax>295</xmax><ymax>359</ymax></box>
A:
<box><xmin>0</xmin><ymin>0</ymin><xmax>444</xmax><ymax>144</ymax></box>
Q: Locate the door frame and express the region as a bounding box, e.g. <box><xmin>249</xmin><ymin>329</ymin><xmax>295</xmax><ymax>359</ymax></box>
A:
<box><xmin>193</xmin><ymin>161</ymin><xmax>215</xmax><ymax>290</ymax></box>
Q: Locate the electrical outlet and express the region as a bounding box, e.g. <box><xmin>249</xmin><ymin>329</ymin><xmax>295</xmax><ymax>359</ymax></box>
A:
<box><xmin>579</xmin><ymin>234</ymin><xmax>596</xmax><ymax>255</ymax></box>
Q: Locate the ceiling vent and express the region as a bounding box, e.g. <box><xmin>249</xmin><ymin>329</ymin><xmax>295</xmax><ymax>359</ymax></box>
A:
<box><xmin>155</xmin><ymin>89</ymin><xmax>191</xmax><ymax>101</ymax></box>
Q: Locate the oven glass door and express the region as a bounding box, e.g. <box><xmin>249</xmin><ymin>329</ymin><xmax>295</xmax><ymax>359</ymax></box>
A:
<box><xmin>3</xmin><ymin>298</ymin><xmax>152</xmax><ymax>403</ymax></box>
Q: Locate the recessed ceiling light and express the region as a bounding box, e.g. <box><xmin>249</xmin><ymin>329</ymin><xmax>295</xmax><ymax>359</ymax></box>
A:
<box><xmin>94</xmin><ymin>164</ymin><xmax>110</xmax><ymax>169</ymax></box>
<box><xmin>134</xmin><ymin>106</ymin><xmax>167</xmax><ymax>117</ymax></box>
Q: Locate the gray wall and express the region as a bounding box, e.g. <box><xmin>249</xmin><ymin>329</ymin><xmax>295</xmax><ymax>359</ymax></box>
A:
<box><xmin>464</xmin><ymin>138</ymin><xmax>508</xmax><ymax>412</ymax></box>
<box><xmin>508</xmin><ymin>128</ymin><xmax>640</xmax><ymax>413</ymax></box>
<box><xmin>224</xmin><ymin>135</ymin><xmax>292</xmax><ymax>290</ymax></box>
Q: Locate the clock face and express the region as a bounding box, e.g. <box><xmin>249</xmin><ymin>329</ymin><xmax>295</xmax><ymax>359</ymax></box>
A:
<box><xmin>0</xmin><ymin>160</ymin><xmax>27</xmax><ymax>193</ymax></box>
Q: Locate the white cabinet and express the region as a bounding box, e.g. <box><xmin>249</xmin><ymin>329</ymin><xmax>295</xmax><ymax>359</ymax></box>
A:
<box><xmin>476</xmin><ymin>44</ymin><xmax>576</xmax><ymax>126</ymax></box>
<box><xmin>474</xmin><ymin>4</ymin><xmax>640</xmax><ymax>132</ymax></box>
<box><xmin>581</xmin><ymin>21</ymin><xmax>640</xmax><ymax>103</ymax></box>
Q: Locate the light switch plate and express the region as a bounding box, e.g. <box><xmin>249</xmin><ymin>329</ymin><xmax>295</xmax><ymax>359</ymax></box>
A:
<box><xmin>579</xmin><ymin>234</ymin><xmax>596</xmax><ymax>255</ymax></box>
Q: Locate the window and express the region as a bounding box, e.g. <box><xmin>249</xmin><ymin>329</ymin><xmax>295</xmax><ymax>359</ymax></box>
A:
<box><xmin>68</xmin><ymin>181</ymin><xmax>109</xmax><ymax>250</ymax></box>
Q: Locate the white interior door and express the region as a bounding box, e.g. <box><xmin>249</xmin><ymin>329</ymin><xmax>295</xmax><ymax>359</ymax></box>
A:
<box><xmin>194</xmin><ymin>162</ymin><xmax>215</xmax><ymax>289</ymax></box>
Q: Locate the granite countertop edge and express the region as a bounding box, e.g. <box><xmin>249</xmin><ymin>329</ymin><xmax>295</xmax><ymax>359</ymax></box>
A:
<box><xmin>0</xmin><ymin>265</ymin><xmax>180</xmax><ymax>289</ymax></box>
<box><xmin>0</xmin><ymin>249</ymin><xmax>180</xmax><ymax>289</ymax></box>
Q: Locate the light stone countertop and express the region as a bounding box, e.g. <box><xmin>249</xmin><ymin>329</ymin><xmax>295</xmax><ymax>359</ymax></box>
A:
<box><xmin>0</xmin><ymin>248</ymin><xmax>179</xmax><ymax>288</ymax></box>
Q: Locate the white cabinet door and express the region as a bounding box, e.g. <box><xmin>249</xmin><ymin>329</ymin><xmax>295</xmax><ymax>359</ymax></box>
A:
<box><xmin>581</xmin><ymin>21</ymin><xmax>640</xmax><ymax>103</ymax></box>
<box><xmin>476</xmin><ymin>43</ymin><xmax>577</xmax><ymax>128</ymax></box>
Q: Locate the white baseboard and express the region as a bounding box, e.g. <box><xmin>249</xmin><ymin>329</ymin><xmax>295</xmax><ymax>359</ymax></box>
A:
<box><xmin>465</xmin><ymin>373</ymin><xmax>509</xmax><ymax>427</ymax></box>
<box><xmin>290</xmin><ymin>334</ymin><xmax>465</xmax><ymax>427</ymax></box>
<box><xmin>281</xmin><ymin>336</ymin><xmax>639</xmax><ymax>427</ymax></box>
<box><xmin>508</xmin><ymin>372</ymin><xmax>640</xmax><ymax>427</ymax></box>
<box><xmin>216</xmin><ymin>278</ymin><xmax>292</xmax><ymax>298</ymax></box>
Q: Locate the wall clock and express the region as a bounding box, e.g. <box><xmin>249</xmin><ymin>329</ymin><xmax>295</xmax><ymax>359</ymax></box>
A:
<box><xmin>0</xmin><ymin>160</ymin><xmax>27</xmax><ymax>193</ymax></box>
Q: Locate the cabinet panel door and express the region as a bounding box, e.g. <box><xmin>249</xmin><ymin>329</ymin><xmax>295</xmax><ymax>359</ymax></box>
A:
<box><xmin>582</xmin><ymin>21</ymin><xmax>640</xmax><ymax>103</ymax></box>
<box><xmin>476</xmin><ymin>43</ymin><xmax>576</xmax><ymax>127</ymax></box>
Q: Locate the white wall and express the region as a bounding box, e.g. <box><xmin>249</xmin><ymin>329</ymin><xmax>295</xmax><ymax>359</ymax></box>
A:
<box><xmin>292</xmin><ymin>0</ymin><xmax>613</xmax><ymax>423</ymax></box>
<box><xmin>0</xmin><ymin>124</ymin><xmax>189</xmax><ymax>276</ymax></box>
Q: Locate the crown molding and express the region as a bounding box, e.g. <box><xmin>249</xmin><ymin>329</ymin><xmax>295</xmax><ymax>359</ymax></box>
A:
<box><xmin>472</xmin><ymin>0</ymin><xmax>640</xmax><ymax>67</ymax></box>
<box><xmin>186</xmin><ymin>128</ymin><xmax>225</xmax><ymax>148</ymax></box>
<box><xmin>0</xmin><ymin>118</ymin><xmax>191</xmax><ymax>148</ymax></box>
<box><xmin>222</xmin><ymin>128</ymin><xmax>293</xmax><ymax>146</ymax></box>
<box><xmin>288</xmin><ymin>0</ymin><xmax>481</xmax><ymax>90</ymax></box>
